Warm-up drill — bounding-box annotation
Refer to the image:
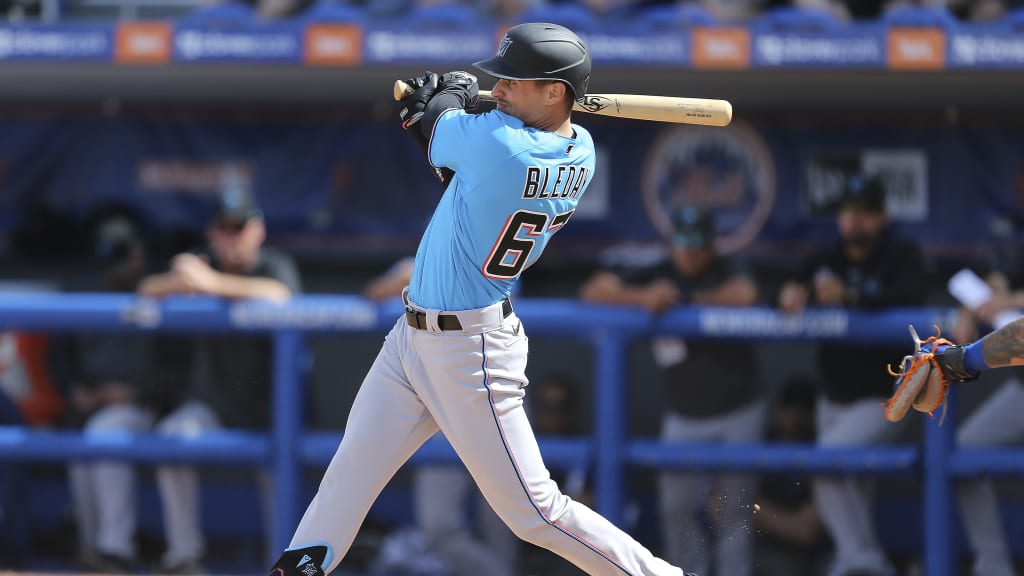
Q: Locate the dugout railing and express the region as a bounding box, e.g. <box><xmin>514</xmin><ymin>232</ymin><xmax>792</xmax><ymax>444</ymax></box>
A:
<box><xmin>0</xmin><ymin>293</ymin><xmax>1021</xmax><ymax>576</ymax></box>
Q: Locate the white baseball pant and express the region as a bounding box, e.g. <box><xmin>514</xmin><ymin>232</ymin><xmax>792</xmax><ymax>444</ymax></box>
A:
<box><xmin>957</xmin><ymin>377</ymin><xmax>1024</xmax><ymax>576</ymax></box>
<box><xmin>415</xmin><ymin>462</ymin><xmax>517</xmax><ymax>576</ymax></box>
<box><xmin>290</xmin><ymin>298</ymin><xmax>683</xmax><ymax>576</ymax></box>
<box><xmin>70</xmin><ymin>404</ymin><xmax>154</xmax><ymax>559</ymax></box>
<box><xmin>658</xmin><ymin>401</ymin><xmax>765</xmax><ymax>576</ymax></box>
<box><xmin>814</xmin><ymin>396</ymin><xmax>903</xmax><ymax>576</ymax></box>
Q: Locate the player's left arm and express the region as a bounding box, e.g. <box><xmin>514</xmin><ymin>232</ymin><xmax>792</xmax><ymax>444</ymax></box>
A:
<box><xmin>397</xmin><ymin>72</ymin><xmax>453</xmax><ymax>185</ymax></box>
<box><xmin>398</xmin><ymin>71</ymin><xmax>478</xmax><ymax>184</ymax></box>
<box><xmin>416</xmin><ymin>71</ymin><xmax>479</xmax><ymax>138</ymax></box>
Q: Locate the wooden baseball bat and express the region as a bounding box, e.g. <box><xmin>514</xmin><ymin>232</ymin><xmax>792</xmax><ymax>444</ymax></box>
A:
<box><xmin>393</xmin><ymin>80</ymin><xmax>732</xmax><ymax>127</ymax></box>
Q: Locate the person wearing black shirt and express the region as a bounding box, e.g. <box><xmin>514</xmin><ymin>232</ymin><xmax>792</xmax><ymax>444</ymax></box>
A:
<box><xmin>948</xmin><ymin>256</ymin><xmax>1024</xmax><ymax>576</ymax></box>
<box><xmin>138</xmin><ymin>187</ymin><xmax>302</xmax><ymax>573</ymax></box>
<box><xmin>581</xmin><ymin>205</ymin><xmax>762</xmax><ymax>576</ymax></box>
<box><xmin>777</xmin><ymin>174</ymin><xmax>927</xmax><ymax>576</ymax></box>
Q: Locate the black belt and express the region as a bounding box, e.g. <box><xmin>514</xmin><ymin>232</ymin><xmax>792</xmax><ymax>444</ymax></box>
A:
<box><xmin>405</xmin><ymin>298</ymin><xmax>513</xmax><ymax>331</ymax></box>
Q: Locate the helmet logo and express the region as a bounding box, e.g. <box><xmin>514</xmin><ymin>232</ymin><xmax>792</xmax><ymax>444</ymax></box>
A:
<box><xmin>497</xmin><ymin>35</ymin><xmax>513</xmax><ymax>57</ymax></box>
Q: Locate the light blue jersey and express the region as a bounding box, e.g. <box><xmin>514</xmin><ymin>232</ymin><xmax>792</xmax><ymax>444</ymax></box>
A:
<box><xmin>408</xmin><ymin>108</ymin><xmax>595</xmax><ymax>310</ymax></box>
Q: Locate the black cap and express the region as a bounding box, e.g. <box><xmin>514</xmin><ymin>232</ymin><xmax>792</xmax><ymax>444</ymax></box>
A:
<box><xmin>473</xmin><ymin>22</ymin><xmax>591</xmax><ymax>101</ymax></box>
<box><xmin>212</xmin><ymin>186</ymin><xmax>262</xmax><ymax>227</ymax></box>
<box><xmin>840</xmin><ymin>174</ymin><xmax>886</xmax><ymax>212</ymax></box>
<box><xmin>671</xmin><ymin>205</ymin><xmax>715</xmax><ymax>249</ymax></box>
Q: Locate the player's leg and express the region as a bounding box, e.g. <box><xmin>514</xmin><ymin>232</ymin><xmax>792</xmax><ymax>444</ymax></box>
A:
<box><xmin>155</xmin><ymin>400</ymin><xmax>221</xmax><ymax>572</ymax></box>
<box><xmin>657</xmin><ymin>412</ymin><xmax>712</xmax><ymax>574</ymax></box>
<box><xmin>713</xmin><ymin>402</ymin><xmax>764</xmax><ymax>576</ymax></box>
<box><xmin>955</xmin><ymin>376</ymin><xmax>1024</xmax><ymax>576</ymax></box>
<box><xmin>813</xmin><ymin>396</ymin><xmax>900</xmax><ymax>576</ymax></box>
<box><xmin>69</xmin><ymin>464</ymin><xmax>99</xmax><ymax>560</ymax></box>
<box><xmin>71</xmin><ymin>403</ymin><xmax>154</xmax><ymax>570</ymax></box>
<box><xmin>658</xmin><ymin>469</ymin><xmax>708</xmax><ymax>574</ymax></box>
<box><xmin>414</xmin><ymin>462</ymin><xmax>514</xmax><ymax>576</ymax></box>
<box><xmin>476</xmin><ymin>482</ymin><xmax>520</xmax><ymax>573</ymax></box>
<box><xmin>90</xmin><ymin>405</ymin><xmax>154</xmax><ymax>563</ymax></box>
<box><xmin>411</xmin><ymin>315</ymin><xmax>685</xmax><ymax>576</ymax></box>
<box><xmin>274</xmin><ymin>319</ymin><xmax>439</xmax><ymax>575</ymax></box>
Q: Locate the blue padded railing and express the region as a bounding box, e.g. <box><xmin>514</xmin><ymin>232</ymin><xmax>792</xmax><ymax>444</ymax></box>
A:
<box><xmin>0</xmin><ymin>293</ymin><xmax>1014</xmax><ymax>576</ymax></box>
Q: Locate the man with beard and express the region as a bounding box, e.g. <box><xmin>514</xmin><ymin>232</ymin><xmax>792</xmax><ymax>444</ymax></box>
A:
<box><xmin>777</xmin><ymin>174</ymin><xmax>927</xmax><ymax>576</ymax></box>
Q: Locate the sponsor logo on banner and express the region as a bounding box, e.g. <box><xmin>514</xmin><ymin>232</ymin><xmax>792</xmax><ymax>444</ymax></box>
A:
<box><xmin>887</xmin><ymin>28</ymin><xmax>945</xmax><ymax>69</ymax></box>
<box><xmin>803</xmin><ymin>149</ymin><xmax>929</xmax><ymax>221</ymax></box>
<box><xmin>642</xmin><ymin>122</ymin><xmax>776</xmax><ymax>254</ymax></box>
<box><xmin>230</xmin><ymin>300</ymin><xmax>377</xmax><ymax>330</ymax></box>
<box><xmin>304</xmin><ymin>24</ymin><xmax>362</xmax><ymax>65</ymax></box>
<box><xmin>0</xmin><ymin>26</ymin><xmax>110</xmax><ymax>59</ymax></box>
<box><xmin>700</xmin><ymin>308</ymin><xmax>849</xmax><ymax>338</ymax></box>
<box><xmin>950</xmin><ymin>32</ymin><xmax>1024</xmax><ymax>66</ymax></box>
<box><xmin>581</xmin><ymin>32</ymin><xmax>688</xmax><ymax>64</ymax></box>
<box><xmin>692</xmin><ymin>27</ymin><xmax>750</xmax><ymax>69</ymax></box>
<box><xmin>754</xmin><ymin>32</ymin><xmax>882</xmax><ymax>66</ymax></box>
<box><xmin>364</xmin><ymin>29</ymin><xmax>491</xmax><ymax>62</ymax></box>
<box><xmin>861</xmin><ymin>150</ymin><xmax>929</xmax><ymax>221</ymax></box>
<box><xmin>115</xmin><ymin>22</ymin><xmax>171</xmax><ymax>64</ymax></box>
<box><xmin>174</xmin><ymin>29</ymin><xmax>299</xmax><ymax>61</ymax></box>
<box><xmin>137</xmin><ymin>161</ymin><xmax>253</xmax><ymax>194</ymax></box>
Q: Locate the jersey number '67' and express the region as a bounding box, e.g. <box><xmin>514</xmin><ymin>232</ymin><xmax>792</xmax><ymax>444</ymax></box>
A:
<box><xmin>484</xmin><ymin>209</ymin><xmax>575</xmax><ymax>279</ymax></box>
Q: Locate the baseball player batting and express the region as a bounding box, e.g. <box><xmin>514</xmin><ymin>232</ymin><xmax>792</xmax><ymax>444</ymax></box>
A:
<box><xmin>267</xmin><ymin>23</ymin><xmax>695</xmax><ymax>576</ymax></box>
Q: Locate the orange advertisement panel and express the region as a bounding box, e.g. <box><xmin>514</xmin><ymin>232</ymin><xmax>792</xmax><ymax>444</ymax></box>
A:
<box><xmin>887</xmin><ymin>28</ymin><xmax>945</xmax><ymax>70</ymax></box>
<box><xmin>304</xmin><ymin>24</ymin><xmax>363</xmax><ymax>66</ymax></box>
<box><xmin>692</xmin><ymin>28</ymin><xmax>751</xmax><ymax>69</ymax></box>
<box><xmin>115</xmin><ymin>22</ymin><xmax>172</xmax><ymax>64</ymax></box>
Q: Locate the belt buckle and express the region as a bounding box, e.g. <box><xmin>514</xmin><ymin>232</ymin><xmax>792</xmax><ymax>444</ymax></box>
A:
<box><xmin>405</xmin><ymin>306</ymin><xmax>426</xmax><ymax>330</ymax></box>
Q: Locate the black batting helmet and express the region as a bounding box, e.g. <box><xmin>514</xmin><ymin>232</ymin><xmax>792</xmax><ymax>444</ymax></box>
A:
<box><xmin>473</xmin><ymin>22</ymin><xmax>591</xmax><ymax>101</ymax></box>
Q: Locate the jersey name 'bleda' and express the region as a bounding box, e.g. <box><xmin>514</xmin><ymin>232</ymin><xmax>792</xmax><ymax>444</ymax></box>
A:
<box><xmin>521</xmin><ymin>165</ymin><xmax>590</xmax><ymax>200</ymax></box>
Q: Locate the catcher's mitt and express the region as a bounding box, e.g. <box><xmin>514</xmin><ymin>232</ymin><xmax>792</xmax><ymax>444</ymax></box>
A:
<box><xmin>884</xmin><ymin>325</ymin><xmax>977</xmax><ymax>423</ymax></box>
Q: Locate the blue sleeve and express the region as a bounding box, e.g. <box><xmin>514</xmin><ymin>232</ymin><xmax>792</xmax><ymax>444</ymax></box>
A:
<box><xmin>429</xmin><ymin>110</ymin><xmax>510</xmax><ymax>179</ymax></box>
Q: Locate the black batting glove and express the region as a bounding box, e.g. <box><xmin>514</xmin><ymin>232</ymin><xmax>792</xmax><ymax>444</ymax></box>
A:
<box><xmin>399</xmin><ymin>71</ymin><xmax>439</xmax><ymax>130</ymax></box>
<box><xmin>438</xmin><ymin>71</ymin><xmax>479</xmax><ymax>110</ymax></box>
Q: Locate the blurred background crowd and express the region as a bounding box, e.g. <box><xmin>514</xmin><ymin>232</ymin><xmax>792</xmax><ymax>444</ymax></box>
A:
<box><xmin>2</xmin><ymin>0</ymin><xmax>1024</xmax><ymax>27</ymax></box>
<box><xmin>0</xmin><ymin>0</ymin><xmax>1022</xmax><ymax>574</ymax></box>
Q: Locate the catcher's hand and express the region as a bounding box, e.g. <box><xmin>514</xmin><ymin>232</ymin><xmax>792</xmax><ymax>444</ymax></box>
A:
<box><xmin>884</xmin><ymin>324</ymin><xmax>977</xmax><ymax>423</ymax></box>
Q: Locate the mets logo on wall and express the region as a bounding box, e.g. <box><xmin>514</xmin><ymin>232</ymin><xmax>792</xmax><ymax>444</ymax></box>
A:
<box><xmin>642</xmin><ymin>121</ymin><xmax>776</xmax><ymax>254</ymax></box>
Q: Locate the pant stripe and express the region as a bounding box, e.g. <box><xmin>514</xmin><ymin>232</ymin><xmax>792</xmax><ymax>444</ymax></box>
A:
<box><xmin>480</xmin><ymin>336</ymin><xmax>633</xmax><ymax>576</ymax></box>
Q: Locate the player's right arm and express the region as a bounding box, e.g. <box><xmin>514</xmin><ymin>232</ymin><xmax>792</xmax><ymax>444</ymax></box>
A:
<box><xmin>976</xmin><ymin>315</ymin><xmax>1024</xmax><ymax>369</ymax></box>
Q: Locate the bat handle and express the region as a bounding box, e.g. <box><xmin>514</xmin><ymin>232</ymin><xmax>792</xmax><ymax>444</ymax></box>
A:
<box><xmin>393</xmin><ymin>80</ymin><xmax>413</xmax><ymax>101</ymax></box>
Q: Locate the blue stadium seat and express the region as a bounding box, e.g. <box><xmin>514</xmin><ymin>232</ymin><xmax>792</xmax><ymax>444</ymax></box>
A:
<box><xmin>631</xmin><ymin>3</ymin><xmax>718</xmax><ymax>31</ymax></box>
<box><xmin>754</xmin><ymin>5</ymin><xmax>840</xmax><ymax>32</ymax></box>
<box><xmin>396</xmin><ymin>3</ymin><xmax>481</xmax><ymax>30</ymax></box>
<box><xmin>997</xmin><ymin>5</ymin><xmax>1024</xmax><ymax>27</ymax></box>
<box><xmin>511</xmin><ymin>3</ymin><xmax>600</xmax><ymax>31</ymax></box>
<box><xmin>295</xmin><ymin>0</ymin><xmax>367</xmax><ymax>23</ymax></box>
<box><xmin>179</xmin><ymin>0</ymin><xmax>257</xmax><ymax>25</ymax></box>
<box><xmin>881</xmin><ymin>5</ymin><xmax>958</xmax><ymax>27</ymax></box>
